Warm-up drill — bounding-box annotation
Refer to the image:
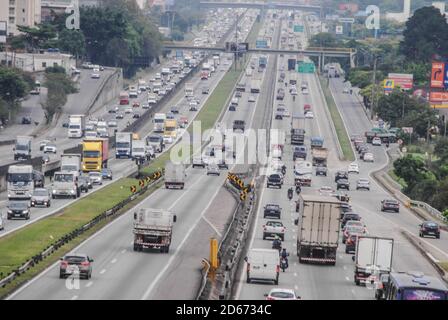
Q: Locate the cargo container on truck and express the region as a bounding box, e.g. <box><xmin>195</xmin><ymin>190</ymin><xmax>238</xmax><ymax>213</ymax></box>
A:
<box><xmin>153</xmin><ymin>113</ymin><xmax>166</xmax><ymax>132</ymax></box>
<box><xmin>147</xmin><ymin>93</ymin><xmax>157</xmax><ymax>105</ymax></box>
<box><xmin>119</xmin><ymin>91</ymin><xmax>129</xmax><ymax>105</ymax></box>
<box><xmin>354</xmin><ymin>236</ymin><xmax>394</xmax><ymax>286</ymax></box>
<box><xmin>67</xmin><ymin>115</ymin><xmax>86</xmax><ymax>138</ymax></box>
<box><xmin>185</xmin><ymin>82</ymin><xmax>194</xmax><ymax>97</ymax></box>
<box><xmin>133</xmin><ymin>208</ymin><xmax>177</xmax><ymax>253</ymax></box>
<box><xmin>115</xmin><ymin>132</ymin><xmax>133</xmax><ymax>158</ymax></box>
<box><xmin>82</xmin><ymin>138</ymin><xmax>109</xmax><ymax>172</ymax></box>
<box><xmin>165</xmin><ymin>161</ymin><xmax>185</xmax><ymax>189</ymax></box>
<box><xmin>131</xmin><ymin>140</ymin><xmax>147</xmax><ymax>160</ymax></box>
<box><xmin>14</xmin><ymin>136</ymin><xmax>32</xmax><ymax>160</ymax></box>
<box><xmin>311</xmin><ymin>147</ymin><xmax>329</xmax><ymax>167</ymax></box>
<box><xmin>60</xmin><ymin>154</ymin><xmax>81</xmax><ymax>174</ymax></box>
<box><xmin>288</xmin><ymin>58</ymin><xmax>296</xmax><ymax>71</ymax></box>
<box><xmin>164</xmin><ymin>119</ymin><xmax>177</xmax><ymax>141</ymax></box>
<box><xmin>296</xmin><ymin>195</ymin><xmax>341</xmax><ymax>265</ymax></box>
<box><xmin>138</xmin><ymin>79</ymin><xmax>147</xmax><ymax>92</ymax></box>
<box><xmin>291</xmin><ymin>116</ymin><xmax>305</xmax><ymax>145</ymax></box>
<box><xmin>250</xmin><ymin>79</ymin><xmax>262</xmax><ymax>93</ymax></box>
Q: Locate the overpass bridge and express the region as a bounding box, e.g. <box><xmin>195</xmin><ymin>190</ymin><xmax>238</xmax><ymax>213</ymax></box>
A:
<box><xmin>200</xmin><ymin>1</ymin><xmax>321</xmax><ymax>13</ymax></box>
<box><xmin>163</xmin><ymin>43</ymin><xmax>356</xmax><ymax>68</ymax></box>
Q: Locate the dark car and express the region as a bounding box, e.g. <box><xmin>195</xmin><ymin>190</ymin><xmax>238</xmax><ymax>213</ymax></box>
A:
<box><xmin>235</xmin><ymin>90</ymin><xmax>242</xmax><ymax>98</ymax></box>
<box><xmin>293</xmin><ymin>146</ymin><xmax>307</xmax><ymax>161</ymax></box>
<box><xmin>381</xmin><ymin>199</ymin><xmax>400</xmax><ymax>213</ymax></box>
<box><xmin>22</xmin><ymin>116</ymin><xmax>32</xmax><ymax>124</ymax></box>
<box><xmin>345</xmin><ymin>234</ymin><xmax>360</xmax><ymax>254</ymax></box>
<box><xmin>264</xmin><ymin>204</ymin><xmax>282</xmax><ymax>219</ymax></box>
<box><xmin>276</xmin><ymin>88</ymin><xmax>285</xmax><ymax>100</ymax></box>
<box><xmin>7</xmin><ymin>200</ymin><xmax>31</xmax><ymax>220</ymax></box>
<box><xmin>337</xmin><ymin>179</ymin><xmax>350</xmax><ymax>190</ymax></box>
<box><xmin>133</xmin><ymin>113</ymin><xmax>141</xmax><ymax>119</ymax></box>
<box><xmin>101</xmin><ymin>168</ymin><xmax>113</xmax><ymax>180</ymax></box>
<box><xmin>59</xmin><ymin>253</ymin><xmax>93</xmax><ymax>279</ymax></box>
<box><xmin>171</xmin><ymin>106</ymin><xmax>180</xmax><ymax>114</ymax></box>
<box><xmin>341</xmin><ymin>212</ymin><xmax>361</xmax><ymax>228</ymax></box>
<box><xmin>340</xmin><ymin>203</ymin><xmax>353</xmax><ymax>218</ymax></box>
<box><xmin>316</xmin><ymin>165</ymin><xmax>327</xmax><ymax>176</ymax></box>
<box><xmin>62</xmin><ymin>122</ymin><xmax>69</xmax><ymax>128</ymax></box>
<box><xmin>233</xmin><ymin>120</ymin><xmax>245</xmax><ymax>132</ymax></box>
<box><xmin>267</xmin><ymin>173</ymin><xmax>283</xmax><ymax>188</ymax></box>
<box><xmin>335</xmin><ymin>171</ymin><xmax>348</xmax><ymax>183</ymax></box>
<box><xmin>419</xmin><ymin>221</ymin><xmax>440</xmax><ymax>239</ymax></box>
<box><xmin>229</xmin><ymin>104</ymin><xmax>236</xmax><ymax>111</ymax></box>
<box><xmin>78</xmin><ymin>176</ymin><xmax>91</xmax><ymax>192</ymax></box>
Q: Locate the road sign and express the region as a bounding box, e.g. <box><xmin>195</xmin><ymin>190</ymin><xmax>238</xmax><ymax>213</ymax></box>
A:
<box><xmin>130</xmin><ymin>186</ymin><xmax>137</xmax><ymax>193</ymax></box>
<box><xmin>335</xmin><ymin>25</ymin><xmax>343</xmax><ymax>35</ymax></box>
<box><xmin>297</xmin><ymin>62</ymin><xmax>315</xmax><ymax>73</ymax></box>
<box><xmin>402</xmin><ymin>127</ymin><xmax>413</xmax><ymax>134</ymax></box>
<box><xmin>383</xmin><ymin>79</ymin><xmax>394</xmax><ymax>92</ymax></box>
<box><xmin>293</xmin><ymin>25</ymin><xmax>304</xmax><ymax>32</ymax></box>
<box><xmin>338</xmin><ymin>18</ymin><xmax>355</xmax><ymax>23</ymax></box>
<box><xmin>255</xmin><ymin>39</ymin><xmax>268</xmax><ymax>49</ymax></box>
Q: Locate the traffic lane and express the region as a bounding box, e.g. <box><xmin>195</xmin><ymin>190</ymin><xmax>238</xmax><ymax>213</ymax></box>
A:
<box><xmin>9</xmin><ymin>168</ymin><xmax>211</xmax><ymax>300</ymax></box>
<box><xmin>328</xmin><ymin>78</ymin><xmax>448</xmax><ymax>256</ymax></box>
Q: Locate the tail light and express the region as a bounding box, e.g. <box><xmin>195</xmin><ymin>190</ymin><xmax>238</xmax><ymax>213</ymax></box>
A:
<box><xmin>60</xmin><ymin>261</ymin><xmax>68</xmax><ymax>268</ymax></box>
<box><xmin>276</xmin><ymin>265</ymin><xmax>280</xmax><ymax>273</ymax></box>
<box><xmin>81</xmin><ymin>261</ymin><xmax>90</xmax><ymax>267</ymax></box>
<box><xmin>266</xmin><ymin>296</ymin><xmax>275</xmax><ymax>300</ymax></box>
<box><xmin>263</xmin><ymin>225</ymin><xmax>266</xmax><ymax>231</ymax></box>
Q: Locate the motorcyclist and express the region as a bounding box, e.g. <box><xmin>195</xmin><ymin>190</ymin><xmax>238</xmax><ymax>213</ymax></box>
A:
<box><xmin>280</xmin><ymin>248</ymin><xmax>289</xmax><ymax>267</ymax></box>
<box><xmin>288</xmin><ymin>187</ymin><xmax>293</xmax><ymax>200</ymax></box>
<box><xmin>281</xmin><ymin>164</ymin><xmax>286</xmax><ymax>175</ymax></box>
<box><xmin>272</xmin><ymin>236</ymin><xmax>282</xmax><ymax>251</ymax></box>
<box><xmin>295</xmin><ymin>184</ymin><xmax>302</xmax><ymax>194</ymax></box>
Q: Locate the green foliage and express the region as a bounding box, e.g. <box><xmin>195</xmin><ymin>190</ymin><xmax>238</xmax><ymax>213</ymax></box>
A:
<box><xmin>57</xmin><ymin>29</ymin><xmax>86</xmax><ymax>58</ymax></box>
<box><xmin>42</xmin><ymin>73</ymin><xmax>77</xmax><ymax>123</ymax></box>
<box><xmin>0</xmin><ymin>67</ymin><xmax>28</xmax><ymax>103</ymax></box>
<box><xmin>309</xmin><ymin>33</ymin><xmax>341</xmax><ymax>48</ymax></box>
<box><xmin>45</xmin><ymin>66</ymin><xmax>66</xmax><ymax>74</ymax></box>
<box><xmin>434</xmin><ymin>138</ymin><xmax>448</xmax><ymax>163</ymax></box>
<box><xmin>17</xmin><ymin>24</ymin><xmax>57</xmax><ymax>51</ymax></box>
<box><xmin>393</xmin><ymin>155</ymin><xmax>428</xmax><ymax>190</ymax></box>
<box><xmin>400</xmin><ymin>6</ymin><xmax>448</xmax><ymax>62</ymax></box>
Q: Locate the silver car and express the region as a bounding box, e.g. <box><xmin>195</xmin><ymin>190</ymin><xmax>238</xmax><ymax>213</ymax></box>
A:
<box><xmin>206</xmin><ymin>163</ymin><xmax>220</xmax><ymax>176</ymax></box>
<box><xmin>356</xmin><ymin>178</ymin><xmax>370</xmax><ymax>191</ymax></box>
<box><xmin>31</xmin><ymin>188</ymin><xmax>51</xmax><ymax>207</ymax></box>
<box><xmin>88</xmin><ymin>172</ymin><xmax>103</xmax><ymax>185</ymax></box>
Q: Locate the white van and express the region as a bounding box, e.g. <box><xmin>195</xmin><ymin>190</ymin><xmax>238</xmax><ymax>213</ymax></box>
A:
<box><xmin>246</xmin><ymin>248</ymin><xmax>279</xmax><ymax>284</ymax></box>
<box><xmin>246</xmin><ymin>68</ymin><xmax>253</xmax><ymax>77</ymax></box>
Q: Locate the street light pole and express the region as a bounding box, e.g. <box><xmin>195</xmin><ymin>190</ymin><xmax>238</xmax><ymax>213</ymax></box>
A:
<box><xmin>370</xmin><ymin>55</ymin><xmax>378</xmax><ymax>120</ymax></box>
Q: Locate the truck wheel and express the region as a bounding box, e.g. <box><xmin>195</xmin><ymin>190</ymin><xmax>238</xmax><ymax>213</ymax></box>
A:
<box><xmin>59</xmin><ymin>272</ymin><xmax>65</xmax><ymax>279</ymax></box>
<box><xmin>274</xmin><ymin>275</ymin><xmax>279</xmax><ymax>285</ymax></box>
<box><xmin>133</xmin><ymin>244</ymin><xmax>137</xmax><ymax>251</ymax></box>
<box><xmin>246</xmin><ymin>273</ymin><xmax>251</xmax><ymax>283</ymax></box>
<box><xmin>262</xmin><ymin>234</ymin><xmax>266</xmax><ymax>240</ymax></box>
<box><xmin>355</xmin><ymin>279</ymin><xmax>360</xmax><ymax>286</ymax></box>
<box><xmin>26</xmin><ymin>213</ymin><xmax>30</xmax><ymax>220</ymax></box>
<box><xmin>52</xmin><ymin>195</ymin><xmax>56</xmax><ymax>199</ymax></box>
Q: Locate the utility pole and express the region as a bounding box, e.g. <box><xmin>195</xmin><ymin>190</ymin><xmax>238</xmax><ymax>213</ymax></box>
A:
<box><xmin>370</xmin><ymin>55</ymin><xmax>378</xmax><ymax>120</ymax></box>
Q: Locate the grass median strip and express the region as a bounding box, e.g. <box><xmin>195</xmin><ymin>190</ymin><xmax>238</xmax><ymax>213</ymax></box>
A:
<box><xmin>0</xmin><ymin>177</ymin><xmax>163</xmax><ymax>295</ymax></box>
<box><xmin>319</xmin><ymin>76</ymin><xmax>355</xmax><ymax>161</ymax></box>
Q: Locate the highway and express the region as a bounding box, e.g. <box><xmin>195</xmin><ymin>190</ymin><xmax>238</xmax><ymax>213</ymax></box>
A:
<box><xmin>233</xmin><ymin>12</ymin><xmax>445</xmax><ymax>300</ymax></box>
<box><xmin>0</xmin><ymin>8</ymin><xmax>249</xmax><ymax>236</ymax></box>
<box><xmin>7</xmin><ymin>8</ymin><xmax>264</xmax><ymax>300</ymax></box>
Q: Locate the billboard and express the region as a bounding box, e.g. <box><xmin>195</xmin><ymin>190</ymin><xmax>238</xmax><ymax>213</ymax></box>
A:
<box><xmin>294</xmin><ymin>25</ymin><xmax>304</xmax><ymax>32</ymax></box>
<box><xmin>255</xmin><ymin>39</ymin><xmax>268</xmax><ymax>49</ymax></box>
<box><xmin>0</xmin><ymin>21</ymin><xmax>6</xmax><ymax>44</ymax></box>
<box><xmin>388</xmin><ymin>73</ymin><xmax>413</xmax><ymax>90</ymax></box>
<box><xmin>383</xmin><ymin>79</ymin><xmax>394</xmax><ymax>92</ymax></box>
<box><xmin>431</xmin><ymin>62</ymin><xmax>445</xmax><ymax>88</ymax></box>
<box><xmin>430</xmin><ymin>92</ymin><xmax>448</xmax><ymax>102</ymax></box>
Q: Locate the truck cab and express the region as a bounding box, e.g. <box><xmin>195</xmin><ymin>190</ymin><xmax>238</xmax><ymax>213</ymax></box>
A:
<box><xmin>52</xmin><ymin>171</ymin><xmax>79</xmax><ymax>199</ymax></box>
<box><xmin>14</xmin><ymin>136</ymin><xmax>32</xmax><ymax>160</ymax></box>
<box><xmin>7</xmin><ymin>165</ymin><xmax>35</xmax><ymax>200</ymax></box>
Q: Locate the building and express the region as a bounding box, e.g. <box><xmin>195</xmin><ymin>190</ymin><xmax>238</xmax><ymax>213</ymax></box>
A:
<box><xmin>0</xmin><ymin>0</ymin><xmax>42</xmax><ymax>36</ymax></box>
<box><xmin>0</xmin><ymin>51</ymin><xmax>76</xmax><ymax>73</ymax></box>
<box><xmin>385</xmin><ymin>0</ymin><xmax>411</xmax><ymax>23</ymax></box>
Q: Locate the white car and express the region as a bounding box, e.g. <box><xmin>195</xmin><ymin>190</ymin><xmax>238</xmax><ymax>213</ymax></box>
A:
<box><xmin>158</xmin><ymin>89</ymin><xmax>166</xmax><ymax>96</ymax></box>
<box><xmin>363</xmin><ymin>153</ymin><xmax>374</xmax><ymax>162</ymax></box>
<box><xmin>348</xmin><ymin>162</ymin><xmax>359</xmax><ymax>174</ymax></box>
<box><xmin>124</xmin><ymin>107</ymin><xmax>133</xmax><ymax>114</ymax></box>
<box><xmin>305</xmin><ymin>111</ymin><xmax>314</xmax><ymax>119</ymax></box>
<box><xmin>163</xmin><ymin>136</ymin><xmax>173</xmax><ymax>144</ymax></box>
<box><xmin>206</xmin><ymin>163</ymin><xmax>220</xmax><ymax>176</ymax></box>
<box><xmin>372</xmin><ymin>137</ymin><xmax>382</xmax><ymax>146</ymax></box>
<box><xmin>142</xmin><ymin>103</ymin><xmax>150</xmax><ymax>109</ymax></box>
<box><xmin>302</xmin><ymin>88</ymin><xmax>309</xmax><ymax>95</ymax></box>
<box><xmin>91</xmin><ymin>72</ymin><xmax>100</xmax><ymax>79</ymax></box>
<box><xmin>88</xmin><ymin>172</ymin><xmax>103</xmax><ymax>185</ymax></box>
<box><xmin>107</xmin><ymin>121</ymin><xmax>117</xmax><ymax>128</ymax></box>
<box><xmin>343</xmin><ymin>88</ymin><xmax>350</xmax><ymax>94</ymax></box>
<box><xmin>43</xmin><ymin>143</ymin><xmax>57</xmax><ymax>154</ymax></box>
<box><xmin>319</xmin><ymin>186</ymin><xmax>334</xmax><ymax>196</ymax></box>
<box><xmin>85</xmin><ymin>131</ymin><xmax>98</xmax><ymax>138</ymax></box>
<box><xmin>39</xmin><ymin>139</ymin><xmax>52</xmax><ymax>151</ymax></box>
<box><xmin>262</xmin><ymin>220</ymin><xmax>285</xmax><ymax>240</ymax></box>
<box><xmin>248</xmin><ymin>95</ymin><xmax>256</xmax><ymax>102</ymax></box>
<box><xmin>97</xmin><ymin>128</ymin><xmax>109</xmax><ymax>138</ymax></box>
<box><xmin>265</xmin><ymin>288</ymin><xmax>301</xmax><ymax>300</ymax></box>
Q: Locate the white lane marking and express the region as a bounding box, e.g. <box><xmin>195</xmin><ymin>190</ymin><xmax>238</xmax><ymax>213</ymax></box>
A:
<box><xmin>111</xmin><ymin>258</ymin><xmax>117</xmax><ymax>264</ymax></box>
<box><xmin>121</xmin><ymin>249</ymin><xmax>126</xmax><ymax>254</ymax></box>
<box><xmin>351</xmin><ymin>289</ymin><xmax>356</xmax><ymax>296</ymax></box>
<box><xmin>140</xmin><ymin>180</ymin><xmax>223</xmax><ymax>300</ymax></box>
<box><xmin>86</xmin><ymin>281</ymin><xmax>93</xmax><ymax>288</ymax></box>
<box><xmin>71</xmin><ymin>295</ymin><xmax>78</xmax><ymax>300</ymax></box>
<box><xmin>100</xmin><ymin>269</ymin><xmax>106</xmax><ymax>274</ymax></box>
<box><xmin>202</xmin><ymin>216</ymin><xmax>222</xmax><ymax>237</ymax></box>
<box><xmin>345</xmin><ymin>276</ymin><xmax>350</xmax><ymax>282</ymax></box>
<box><xmin>294</xmin><ymin>272</ymin><xmax>298</xmax><ymax>277</ymax></box>
<box><xmin>343</xmin><ymin>265</ymin><xmax>347</xmax><ymax>270</ymax></box>
<box><xmin>294</xmin><ymin>285</ymin><xmax>299</xmax><ymax>291</ymax></box>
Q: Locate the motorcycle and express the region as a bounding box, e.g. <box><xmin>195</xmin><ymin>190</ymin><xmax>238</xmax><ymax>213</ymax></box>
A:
<box><xmin>287</xmin><ymin>188</ymin><xmax>293</xmax><ymax>200</ymax></box>
<box><xmin>272</xmin><ymin>238</ymin><xmax>282</xmax><ymax>251</ymax></box>
<box><xmin>280</xmin><ymin>257</ymin><xmax>288</xmax><ymax>272</ymax></box>
<box><xmin>295</xmin><ymin>185</ymin><xmax>302</xmax><ymax>195</ymax></box>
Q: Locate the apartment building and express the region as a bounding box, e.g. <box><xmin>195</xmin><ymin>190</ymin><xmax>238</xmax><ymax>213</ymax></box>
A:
<box><xmin>0</xmin><ymin>0</ymin><xmax>42</xmax><ymax>36</ymax></box>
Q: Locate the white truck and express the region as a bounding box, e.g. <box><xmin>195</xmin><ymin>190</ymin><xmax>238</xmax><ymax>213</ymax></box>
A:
<box><xmin>60</xmin><ymin>154</ymin><xmax>81</xmax><ymax>174</ymax></box>
<box><xmin>147</xmin><ymin>93</ymin><xmax>157</xmax><ymax>105</ymax></box>
<box><xmin>133</xmin><ymin>208</ymin><xmax>177</xmax><ymax>253</ymax></box>
<box><xmin>165</xmin><ymin>161</ymin><xmax>185</xmax><ymax>189</ymax></box>
<box><xmin>14</xmin><ymin>136</ymin><xmax>32</xmax><ymax>160</ymax></box>
<box><xmin>131</xmin><ymin>140</ymin><xmax>149</xmax><ymax>161</ymax></box>
<box><xmin>161</xmin><ymin>67</ymin><xmax>171</xmax><ymax>76</ymax></box>
<box><xmin>185</xmin><ymin>82</ymin><xmax>194</xmax><ymax>97</ymax></box>
<box><xmin>51</xmin><ymin>171</ymin><xmax>80</xmax><ymax>199</ymax></box>
<box><xmin>354</xmin><ymin>236</ymin><xmax>394</xmax><ymax>286</ymax></box>
<box><xmin>138</xmin><ymin>79</ymin><xmax>147</xmax><ymax>92</ymax></box>
<box><xmin>153</xmin><ymin>113</ymin><xmax>166</xmax><ymax>132</ymax></box>
<box><xmin>294</xmin><ymin>160</ymin><xmax>312</xmax><ymax>187</ymax></box>
<box><xmin>250</xmin><ymin>79</ymin><xmax>261</xmax><ymax>93</ymax></box>
<box><xmin>129</xmin><ymin>86</ymin><xmax>138</xmax><ymax>98</ymax></box>
<box><xmin>115</xmin><ymin>132</ymin><xmax>133</xmax><ymax>159</ymax></box>
<box><xmin>68</xmin><ymin>115</ymin><xmax>86</xmax><ymax>138</ymax></box>
<box><xmin>7</xmin><ymin>165</ymin><xmax>44</xmax><ymax>200</ymax></box>
<box><xmin>296</xmin><ymin>195</ymin><xmax>341</xmax><ymax>265</ymax></box>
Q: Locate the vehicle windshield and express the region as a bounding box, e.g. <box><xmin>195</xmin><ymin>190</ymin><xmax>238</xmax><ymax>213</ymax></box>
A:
<box><xmin>116</xmin><ymin>142</ymin><xmax>130</xmax><ymax>148</ymax></box>
<box><xmin>347</xmin><ymin>226</ymin><xmax>364</xmax><ymax>233</ymax></box>
<box><xmin>64</xmin><ymin>256</ymin><xmax>87</xmax><ymax>264</ymax></box>
<box><xmin>83</xmin><ymin>151</ymin><xmax>100</xmax><ymax>158</ymax></box>
<box><xmin>61</xmin><ymin>165</ymin><xmax>77</xmax><ymax>172</ymax></box>
<box><xmin>33</xmin><ymin>189</ymin><xmax>48</xmax><ymax>196</ymax></box>
<box><xmin>402</xmin><ymin>289</ymin><xmax>446</xmax><ymax>300</ymax></box>
<box><xmin>270</xmin><ymin>291</ymin><xmax>295</xmax><ymax>299</ymax></box>
<box><xmin>148</xmin><ymin>136</ymin><xmax>160</xmax><ymax>142</ymax></box>
<box><xmin>154</xmin><ymin>119</ymin><xmax>164</xmax><ymax>123</ymax></box>
<box><xmin>54</xmin><ymin>174</ymin><xmax>74</xmax><ymax>182</ymax></box>
<box><xmin>165</xmin><ymin>127</ymin><xmax>175</xmax><ymax>132</ymax></box>
<box><xmin>8</xmin><ymin>173</ymin><xmax>32</xmax><ymax>182</ymax></box>
<box><xmin>90</xmin><ymin>172</ymin><xmax>100</xmax><ymax>177</ymax></box>
<box><xmin>133</xmin><ymin>148</ymin><xmax>145</xmax><ymax>152</ymax></box>
<box><xmin>267</xmin><ymin>221</ymin><xmax>283</xmax><ymax>227</ymax></box>
<box><xmin>9</xmin><ymin>202</ymin><xmax>28</xmax><ymax>209</ymax></box>
<box><xmin>16</xmin><ymin>144</ymin><xmax>29</xmax><ymax>151</ymax></box>
<box><xmin>69</xmin><ymin>125</ymin><xmax>80</xmax><ymax>129</ymax></box>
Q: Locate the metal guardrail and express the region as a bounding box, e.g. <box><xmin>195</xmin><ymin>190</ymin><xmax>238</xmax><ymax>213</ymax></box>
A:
<box><xmin>0</xmin><ymin>172</ymin><xmax>164</xmax><ymax>290</ymax></box>
<box><xmin>409</xmin><ymin>200</ymin><xmax>447</xmax><ymax>223</ymax></box>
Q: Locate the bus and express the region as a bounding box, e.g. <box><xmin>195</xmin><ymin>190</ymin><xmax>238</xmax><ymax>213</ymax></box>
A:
<box><xmin>378</xmin><ymin>271</ymin><xmax>448</xmax><ymax>300</ymax></box>
<box><xmin>119</xmin><ymin>92</ymin><xmax>130</xmax><ymax>105</ymax></box>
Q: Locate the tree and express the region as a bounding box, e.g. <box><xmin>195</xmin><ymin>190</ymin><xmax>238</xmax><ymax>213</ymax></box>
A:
<box><xmin>393</xmin><ymin>155</ymin><xmax>428</xmax><ymax>190</ymax></box>
<box><xmin>399</xmin><ymin>6</ymin><xmax>448</xmax><ymax>62</ymax></box>
<box><xmin>58</xmin><ymin>29</ymin><xmax>86</xmax><ymax>58</ymax></box>
<box><xmin>309</xmin><ymin>33</ymin><xmax>341</xmax><ymax>48</ymax></box>
<box><xmin>42</xmin><ymin>72</ymin><xmax>77</xmax><ymax>123</ymax></box>
<box><xmin>17</xmin><ymin>24</ymin><xmax>57</xmax><ymax>52</ymax></box>
<box><xmin>434</xmin><ymin>138</ymin><xmax>448</xmax><ymax>163</ymax></box>
<box><xmin>0</xmin><ymin>67</ymin><xmax>28</xmax><ymax>104</ymax></box>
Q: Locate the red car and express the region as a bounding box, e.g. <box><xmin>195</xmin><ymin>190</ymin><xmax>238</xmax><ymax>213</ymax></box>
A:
<box><xmin>133</xmin><ymin>101</ymin><xmax>140</xmax><ymax>108</ymax></box>
<box><xmin>304</xmin><ymin>104</ymin><xmax>311</xmax><ymax>114</ymax></box>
